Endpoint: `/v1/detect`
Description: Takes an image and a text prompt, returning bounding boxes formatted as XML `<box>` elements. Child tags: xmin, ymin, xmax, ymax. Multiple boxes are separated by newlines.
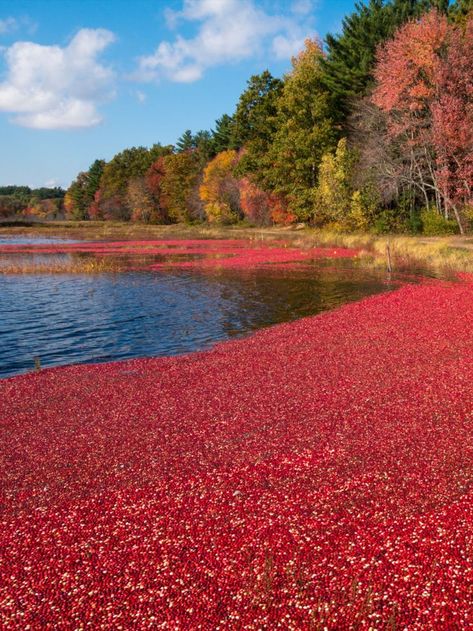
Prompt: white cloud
<box><xmin>135</xmin><ymin>0</ymin><xmax>315</xmax><ymax>83</ymax></box>
<box><xmin>0</xmin><ymin>16</ymin><xmax>38</xmax><ymax>36</ymax></box>
<box><xmin>272</xmin><ymin>34</ymin><xmax>307</xmax><ymax>60</ymax></box>
<box><xmin>0</xmin><ymin>28</ymin><xmax>116</xmax><ymax>129</ymax></box>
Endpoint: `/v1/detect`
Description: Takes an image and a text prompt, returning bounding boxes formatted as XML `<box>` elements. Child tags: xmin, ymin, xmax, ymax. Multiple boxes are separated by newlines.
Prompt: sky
<box><xmin>0</xmin><ymin>0</ymin><xmax>355</xmax><ymax>188</ymax></box>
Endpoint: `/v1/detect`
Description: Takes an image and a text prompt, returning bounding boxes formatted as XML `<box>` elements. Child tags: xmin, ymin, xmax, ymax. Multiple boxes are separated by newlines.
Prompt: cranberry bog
<box><xmin>0</xmin><ymin>238</ymin><xmax>359</xmax><ymax>272</ymax></box>
<box><xmin>1</xmin><ymin>237</ymin><xmax>473</xmax><ymax>628</ymax></box>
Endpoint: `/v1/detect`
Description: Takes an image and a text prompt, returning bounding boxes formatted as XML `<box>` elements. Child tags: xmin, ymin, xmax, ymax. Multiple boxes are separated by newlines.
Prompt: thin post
<box><xmin>386</xmin><ymin>242</ymin><xmax>393</xmax><ymax>274</ymax></box>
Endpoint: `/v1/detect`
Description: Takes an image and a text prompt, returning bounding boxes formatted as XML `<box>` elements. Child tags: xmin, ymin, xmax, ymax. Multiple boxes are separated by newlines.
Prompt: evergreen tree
<box><xmin>84</xmin><ymin>160</ymin><xmax>105</xmax><ymax>207</ymax></box>
<box><xmin>65</xmin><ymin>159</ymin><xmax>105</xmax><ymax>220</ymax></box>
<box><xmin>230</xmin><ymin>70</ymin><xmax>282</xmax><ymax>150</ymax></box>
<box><xmin>193</xmin><ymin>130</ymin><xmax>216</xmax><ymax>164</ymax></box>
<box><xmin>212</xmin><ymin>114</ymin><xmax>234</xmax><ymax>153</ymax></box>
<box><xmin>176</xmin><ymin>130</ymin><xmax>195</xmax><ymax>152</ymax></box>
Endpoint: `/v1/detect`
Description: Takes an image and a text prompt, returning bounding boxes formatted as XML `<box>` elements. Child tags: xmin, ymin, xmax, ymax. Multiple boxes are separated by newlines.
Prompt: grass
<box><xmin>296</xmin><ymin>231</ymin><xmax>473</xmax><ymax>275</ymax></box>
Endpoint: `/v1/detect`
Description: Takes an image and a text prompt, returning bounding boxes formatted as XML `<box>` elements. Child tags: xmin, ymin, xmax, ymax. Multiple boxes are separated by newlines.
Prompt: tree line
<box><xmin>63</xmin><ymin>0</ymin><xmax>473</xmax><ymax>235</ymax></box>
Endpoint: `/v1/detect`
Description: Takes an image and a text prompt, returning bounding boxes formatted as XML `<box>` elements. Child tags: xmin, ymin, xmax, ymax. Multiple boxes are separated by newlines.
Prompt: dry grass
<box><xmin>294</xmin><ymin>231</ymin><xmax>473</xmax><ymax>274</ymax></box>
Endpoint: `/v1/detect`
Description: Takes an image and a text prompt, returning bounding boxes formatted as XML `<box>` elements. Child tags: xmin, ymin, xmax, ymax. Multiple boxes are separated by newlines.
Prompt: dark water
<box><xmin>0</xmin><ymin>256</ymin><xmax>400</xmax><ymax>378</ymax></box>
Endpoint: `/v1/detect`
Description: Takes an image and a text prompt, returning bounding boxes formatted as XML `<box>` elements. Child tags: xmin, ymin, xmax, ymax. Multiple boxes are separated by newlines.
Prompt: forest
<box><xmin>14</xmin><ymin>1</ymin><xmax>473</xmax><ymax>235</ymax></box>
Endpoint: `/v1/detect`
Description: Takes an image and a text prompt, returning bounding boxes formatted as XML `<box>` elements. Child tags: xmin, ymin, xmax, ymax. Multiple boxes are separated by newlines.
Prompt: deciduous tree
<box><xmin>200</xmin><ymin>150</ymin><xmax>241</xmax><ymax>224</ymax></box>
<box><xmin>160</xmin><ymin>151</ymin><xmax>203</xmax><ymax>223</ymax></box>
<box><xmin>266</xmin><ymin>39</ymin><xmax>336</xmax><ymax>221</ymax></box>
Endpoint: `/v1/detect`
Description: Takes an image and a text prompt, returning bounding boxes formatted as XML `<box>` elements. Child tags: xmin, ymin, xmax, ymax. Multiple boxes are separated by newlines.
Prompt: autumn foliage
<box><xmin>56</xmin><ymin>4</ymin><xmax>473</xmax><ymax>233</ymax></box>
<box><xmin>372</xmin><ymin>10</ymin><xmax>473</xmax><ymax>230</ymax></box>
<box><xmin>200</xmin><ymin>150</ymin><xmax>241</xmax><ymax>224</ymax></box>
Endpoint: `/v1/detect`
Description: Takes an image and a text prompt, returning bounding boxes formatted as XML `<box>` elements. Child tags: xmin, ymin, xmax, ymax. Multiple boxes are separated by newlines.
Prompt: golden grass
<box><xmin>296</xmin><ymin>231</ymin><xmax>473</xmax><ymax>274</ymax></box>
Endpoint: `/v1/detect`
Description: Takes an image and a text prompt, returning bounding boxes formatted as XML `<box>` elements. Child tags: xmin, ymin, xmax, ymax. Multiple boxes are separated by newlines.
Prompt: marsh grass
<box><xmin>301</xmin><ymin>232</ymin><xmax>473</xmax><ymax>274</ymax></box>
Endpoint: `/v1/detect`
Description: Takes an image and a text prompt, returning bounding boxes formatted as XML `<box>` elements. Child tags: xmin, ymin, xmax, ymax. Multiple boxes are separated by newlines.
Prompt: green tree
<box><xmin>64</xmin><ymin>172</ymin><xmax>88</xmax><ymax>220</ymax></box>
<box><xmin>265</xmin><ymin>39</ymin><xmax>336</xmax><ymax>221</ymax></box>
<box><xmin>84</xmin><ymin>160</ymin><xmax>105</xmax><ymax>204</ymax></box>
<box><xmin>212</xmin><ymin>114</ymin><xmax>234</xmax><ymax>153</ymax></box>
<box><xmin>176</xmin><ymin>130</ymin><xmax>195</xmax><ymax>152</ymax></box>
<box><xmin>230</xmin><ymin>70</ymin><xmax>282</xmax><ymax>150</ymax></box>
<box><xmin>65</xmin><ymin>160</ymin><xmax>105</xmax><ymax>220</ymax></box>
<box><xmin>193</xmin><ymin>130</ymin><xmax>216</xmax><ymax>165</ymax></box>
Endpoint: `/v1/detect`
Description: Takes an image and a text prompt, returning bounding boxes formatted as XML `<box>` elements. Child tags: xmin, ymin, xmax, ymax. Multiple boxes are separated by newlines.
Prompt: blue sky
<box><xmin>0</xmin><ymin>0</ymin><xmax>355</xmax><ymax>188</ymax></box>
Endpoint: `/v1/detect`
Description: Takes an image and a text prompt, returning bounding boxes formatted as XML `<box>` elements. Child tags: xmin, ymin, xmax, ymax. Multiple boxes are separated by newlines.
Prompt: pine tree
<box><xmin>84</xmin><ymin>160</ymin><xmax>105</xmax><ymax>207</ymax></box>
<box><xmin>193</xmin><ymin>130</ymin><xmax>215</xmax><ymax>164</ymax></box>
<box><xmin>230</xmin><ymin>70</ymin><xmax>282</xmax><ymax>150</ymax></box>
<box><xmin>65</xmin><ymin>159</ymin><xmax>105</xmax><ymax>220</ymax></box>
<box><xmin>176</xmin><ymin>130</ymin><xmax>195</xmax><ymax>152</ymax></box>
<box><xmin>212</xmin><ymin>115</ymin><xmax>234</xmax><ymax>153</ymax></box>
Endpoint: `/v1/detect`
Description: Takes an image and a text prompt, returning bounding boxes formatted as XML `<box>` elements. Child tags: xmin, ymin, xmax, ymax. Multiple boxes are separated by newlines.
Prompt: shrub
<box><xmin>420</xmin><ymin>208</ymin><xmax>459</xmax><ymax>236</ymax></box>
<box><xmin>373</xmin><ymin>209</ymin><xmax>408</xmax><ymax>234</ymax></box>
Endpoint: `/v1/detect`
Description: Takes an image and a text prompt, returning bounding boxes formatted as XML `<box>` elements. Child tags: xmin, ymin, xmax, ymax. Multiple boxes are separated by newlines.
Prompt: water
<box><xmin>0</xmin><ymin>236</ymin><xmax>79</xmax><ymax>246</ymax></box>
<box><xmin>0</xmin><ymin>255</ymin><xmax>400</xmax><ymax>378</ymax></box>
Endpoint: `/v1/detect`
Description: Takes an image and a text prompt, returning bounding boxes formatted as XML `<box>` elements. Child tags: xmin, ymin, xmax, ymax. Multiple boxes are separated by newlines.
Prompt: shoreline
<box><xmin>2</xmin><ymin>278</ymin><xmax>473</xmax><ymax>627</ymax></box>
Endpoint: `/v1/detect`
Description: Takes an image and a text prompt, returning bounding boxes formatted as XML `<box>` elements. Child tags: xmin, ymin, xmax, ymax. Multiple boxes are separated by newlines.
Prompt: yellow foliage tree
<box><xmin>199</xmin><ymin>150</ymin><xmax>241</xmax><ymax>224</ymax></box>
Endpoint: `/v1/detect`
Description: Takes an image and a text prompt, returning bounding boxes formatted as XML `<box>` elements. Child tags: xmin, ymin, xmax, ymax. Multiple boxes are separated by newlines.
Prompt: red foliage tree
<box><xmin>372</xmin><ymin>10</ymin><xmax>473</xmax><ymax>229</ymax></box>
<box><xmin>239</xmin><ymin>178</ymin><xmax>271</xmax><ymax>226</ymax></box>
<box><xmin>431</xmin><ymin>18</ymin><xmax>473</xmax><ymax>214</ymax></box>
<box><xmin>269</xmin><ymin>194</ymin><xmax>296</xmax><ymax>226</ymax></box>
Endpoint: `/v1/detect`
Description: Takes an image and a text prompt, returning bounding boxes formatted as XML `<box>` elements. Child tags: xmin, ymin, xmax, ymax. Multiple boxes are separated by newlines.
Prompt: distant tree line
<box><xmin>0</xmin><ymin>186</ymin><xmax>66</xmax><ymax>219</ymax></box>
<box><xmin>61</xmin><ymin>1</ymin><xmax>473</xmax><ymax>233</ymax></box>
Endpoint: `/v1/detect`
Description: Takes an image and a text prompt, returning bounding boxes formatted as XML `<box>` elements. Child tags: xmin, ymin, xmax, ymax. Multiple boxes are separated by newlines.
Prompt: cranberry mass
<box><xmin>2</xmin><ymin>277</ymin><xmax>473</xmax><ymax>628</ymax></box>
